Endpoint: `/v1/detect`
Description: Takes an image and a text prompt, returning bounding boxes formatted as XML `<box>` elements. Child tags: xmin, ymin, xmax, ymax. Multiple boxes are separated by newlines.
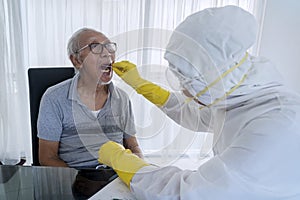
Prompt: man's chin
<box><xmin>97</xmin><ymin>78</ymin><xmax>112</xmax><ymax>85</ymax></box>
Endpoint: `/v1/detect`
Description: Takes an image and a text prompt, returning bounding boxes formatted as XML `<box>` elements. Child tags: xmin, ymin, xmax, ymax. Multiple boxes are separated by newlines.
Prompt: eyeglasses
<box><xmin>75</xmin><ymin>42</ymin><xmax>117</xmax><ymax>54</ymax></box>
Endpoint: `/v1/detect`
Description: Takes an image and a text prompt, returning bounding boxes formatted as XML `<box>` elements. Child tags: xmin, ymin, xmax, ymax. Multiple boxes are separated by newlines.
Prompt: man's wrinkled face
<box><xmin>76</xmin><ymin>31</ymin><xmax>115</xmax><ymax>84</ymax></box>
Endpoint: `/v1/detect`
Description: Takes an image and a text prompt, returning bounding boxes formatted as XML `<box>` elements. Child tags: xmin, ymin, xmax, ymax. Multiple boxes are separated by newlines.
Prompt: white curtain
<box><xmin>0</xmin><ymin>0</ymin><xmax>31</xmax><ymax>164</ymax></box>
<box><xmin>1</xmin><ymin>0</ymin><xmax>267</xmax><ymax>165</ymax></box>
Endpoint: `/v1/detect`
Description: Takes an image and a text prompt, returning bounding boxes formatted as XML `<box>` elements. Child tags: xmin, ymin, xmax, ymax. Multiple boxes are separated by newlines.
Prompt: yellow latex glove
<box><xmin>98</xmin><ymin>141</ymin><xmax>149</xmax><ymax>187</ymax></box>
<box><xmin>113</xmin><ymin>61</ymin><xmax>170</xmax><ymax>106</ymax></box>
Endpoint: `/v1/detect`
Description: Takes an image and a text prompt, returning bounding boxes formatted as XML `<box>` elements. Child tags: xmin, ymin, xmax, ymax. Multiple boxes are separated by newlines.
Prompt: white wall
<box><xmin>259</xmin><ymin>0</ymin><xmax>300</xmax><ymax>93</ymax></box>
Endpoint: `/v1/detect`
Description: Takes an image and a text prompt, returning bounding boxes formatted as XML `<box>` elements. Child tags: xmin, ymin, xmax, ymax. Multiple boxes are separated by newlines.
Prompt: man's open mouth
<box><xmin>100</xmin><ymin>63</ymin><xmax>112</xmax><ymax>75</ymax></box>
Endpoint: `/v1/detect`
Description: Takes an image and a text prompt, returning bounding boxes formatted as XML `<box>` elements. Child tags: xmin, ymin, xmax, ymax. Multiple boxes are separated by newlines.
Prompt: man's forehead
<box><xmin>79</xmin><ymin>30</ymin><xmax>109</xmax><ymax>44</ymax></box>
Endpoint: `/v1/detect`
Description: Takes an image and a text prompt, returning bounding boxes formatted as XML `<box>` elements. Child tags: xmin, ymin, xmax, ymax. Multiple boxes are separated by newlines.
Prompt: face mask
<box><xmin>183</xmin><ymin>79</ymin><xmax>212</xmax><ymax>106</ymax></box>
<box><xmin>184</xmin><ymin>53</ymin><xmax>250</xmax><ymax>108</ymax></box>
<box><xmin>166</xmin><ymin>64</ymin><xmax>212</xmax><ymax>105</ymax></box>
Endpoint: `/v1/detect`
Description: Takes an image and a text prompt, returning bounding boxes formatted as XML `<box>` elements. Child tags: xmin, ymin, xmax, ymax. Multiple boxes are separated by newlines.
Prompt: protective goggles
<box><xmin>165</xmin><ymin>66</ymin><xmax>202</xmax><ymax>92</ymax></box>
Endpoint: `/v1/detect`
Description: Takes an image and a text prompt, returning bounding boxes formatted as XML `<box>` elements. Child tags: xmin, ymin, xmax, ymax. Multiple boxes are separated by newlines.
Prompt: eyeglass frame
<box><xmin>74</xmin><ymin>42</ymin><xmax>117</xmax><ymax>54</ymax></box>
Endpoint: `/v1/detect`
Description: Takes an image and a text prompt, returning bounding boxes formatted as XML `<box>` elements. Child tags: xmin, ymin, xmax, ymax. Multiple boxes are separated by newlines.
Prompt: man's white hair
<box><xmin>67</xmin><ymin>27</ymin><xmax>98</xmax><ymax>57</ymax></box>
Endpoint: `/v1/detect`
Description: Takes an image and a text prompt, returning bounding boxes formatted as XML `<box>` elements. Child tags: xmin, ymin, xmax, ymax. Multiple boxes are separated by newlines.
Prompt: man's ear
<box><xmin>70</xmin><ymin>54</ymin><xmax>82</xmax><ymax>70</ymax></box>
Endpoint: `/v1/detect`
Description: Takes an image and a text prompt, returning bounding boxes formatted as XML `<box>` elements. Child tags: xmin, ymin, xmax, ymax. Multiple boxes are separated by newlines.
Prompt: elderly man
<box><xmin>37</xmin><ymin>28</ymin><xmax>142</xmax><ymax>168</ymax></box>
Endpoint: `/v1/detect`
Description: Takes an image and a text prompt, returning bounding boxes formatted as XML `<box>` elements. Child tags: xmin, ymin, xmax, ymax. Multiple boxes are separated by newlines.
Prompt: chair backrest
<box><xmin>28</xmin><ymin>67</ymin><xmax>75</xmax><ymax>166</ymax></box>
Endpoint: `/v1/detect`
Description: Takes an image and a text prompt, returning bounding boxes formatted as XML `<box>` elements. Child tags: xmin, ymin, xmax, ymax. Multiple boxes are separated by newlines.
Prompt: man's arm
<box><xmin>39</xmin><ymin>139</ymin><xmax>68</xmax><ymax>167</ymax></box>
<box><xmin>123</xmin><ymin>136</ymin><xmax>143</xmax><ymax>158</ymax></box>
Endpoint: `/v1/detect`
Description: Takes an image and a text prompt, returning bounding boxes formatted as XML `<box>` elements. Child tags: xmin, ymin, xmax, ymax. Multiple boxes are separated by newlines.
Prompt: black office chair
<box><xmin>28</xmin><ymin>67</ymin><xmax>75</xmax><ymax>166</ymax></box>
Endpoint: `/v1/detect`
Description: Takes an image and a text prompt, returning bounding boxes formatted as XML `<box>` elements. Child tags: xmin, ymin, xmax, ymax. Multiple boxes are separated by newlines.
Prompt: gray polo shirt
<box><xmin>37</xmin><ymin>73</ymin><xmax>136</xmax><ymax>168</ymax></box>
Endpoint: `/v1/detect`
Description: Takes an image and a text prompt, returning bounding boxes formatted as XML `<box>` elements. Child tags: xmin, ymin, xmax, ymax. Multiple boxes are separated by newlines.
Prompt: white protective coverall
<box><xmin>128</xmin><ymin>6</ymin><xmax>300</xmax><ymax>200</ymax></box>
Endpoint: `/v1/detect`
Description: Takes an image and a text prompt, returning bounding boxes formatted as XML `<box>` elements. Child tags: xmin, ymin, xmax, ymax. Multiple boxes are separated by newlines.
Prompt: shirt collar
<box><xmin>68</xmin><ymin>73</ymin><xmax>115</xmax><ymax>102</ymax></box>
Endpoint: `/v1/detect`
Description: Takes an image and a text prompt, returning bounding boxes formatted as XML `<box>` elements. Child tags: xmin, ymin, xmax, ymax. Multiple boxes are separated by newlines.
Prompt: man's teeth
<box><xmin>101</xmin><ymin>64</ymin><xmax>111</xmax><ymax>72</ymax></box>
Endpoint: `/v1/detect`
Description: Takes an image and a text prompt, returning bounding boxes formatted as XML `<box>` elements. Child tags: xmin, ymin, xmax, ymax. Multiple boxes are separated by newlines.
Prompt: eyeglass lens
<box><xmin>91</xmin><ymin>43</ymin><xmax>116</xmax><ymax>54</ymax></box>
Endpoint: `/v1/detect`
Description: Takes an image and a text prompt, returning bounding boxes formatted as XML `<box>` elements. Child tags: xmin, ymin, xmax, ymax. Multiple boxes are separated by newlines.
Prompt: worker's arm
<box><xmin>113</xmin><ymin>61</ymin><xmax>170</xmax><ymax>106</ymax></box>
<box><xmin>113</xmin><ymin>61</ymin><xmax>211</xmax><ymax>132</ymax></box>
<box><xmin>39</xmin><ymin>138</ymin><xmax>68</xmax><ymax>167</ymax></box>
<box><xmin>98</xmin><ymin>141</ymin><xmax>149</xmax><ymax>187</ymax></box>
<box><xmin>100</xmin><ymin>127</ymin><xmax>293</xmax><ymax>200</ymax></box>
<box><xmin>123</xmin><ymin>136</ymin><xmax>143</xmax><ymax>159</ymax></box>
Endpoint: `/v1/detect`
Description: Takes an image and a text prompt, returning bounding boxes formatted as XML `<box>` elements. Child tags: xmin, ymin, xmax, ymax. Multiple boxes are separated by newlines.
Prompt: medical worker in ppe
<box><xmin>98</xmin><ymin>5</ymin><xmax>300</xmax><ymax>200</ymax></box>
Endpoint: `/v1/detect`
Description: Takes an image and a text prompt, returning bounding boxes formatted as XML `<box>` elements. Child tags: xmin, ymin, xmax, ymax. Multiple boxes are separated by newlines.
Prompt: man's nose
<box><xmin>101</xmin><ymin>47</ymin><xmax>111</xmax><ymax>58</ymax></box>
<box><xmin>100</xmin><ymin>48</ymin><xmax>112</xmax><ymax>64</ymax></box>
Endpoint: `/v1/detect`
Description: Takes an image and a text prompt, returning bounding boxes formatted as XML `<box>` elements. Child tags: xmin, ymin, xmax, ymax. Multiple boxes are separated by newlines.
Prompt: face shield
<box><xmin>72</xmin><ymin>40</ymin><xmax>118</xmax><ymax>159</ymax></box>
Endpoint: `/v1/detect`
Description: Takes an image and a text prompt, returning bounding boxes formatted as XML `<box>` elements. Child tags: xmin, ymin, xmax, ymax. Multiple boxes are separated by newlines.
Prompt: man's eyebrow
<box><xmin>87</xmin><ymin>37</ymin><xmax>110</xmax><ymax>44</ymax></box>
<box><xmin>88</xmin><ymin>40</ymin><xmax>100</xmax><ymax>44</ymax></box>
